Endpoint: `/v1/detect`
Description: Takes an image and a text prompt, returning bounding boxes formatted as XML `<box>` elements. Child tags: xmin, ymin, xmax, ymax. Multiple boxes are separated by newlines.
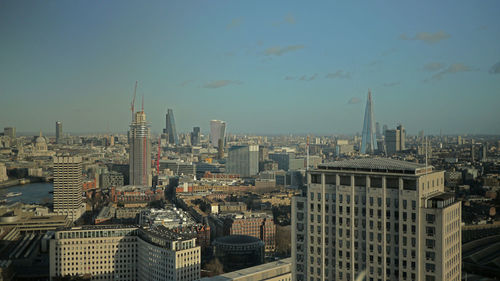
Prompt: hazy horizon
<box><xmin>1</xmin><ymin>1</ymin><xmax>500</xmax><ymax>135</ymax></box>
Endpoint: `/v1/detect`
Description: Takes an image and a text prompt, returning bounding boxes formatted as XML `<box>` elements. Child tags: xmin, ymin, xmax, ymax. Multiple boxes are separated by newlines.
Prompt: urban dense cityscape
<box><xmin>1</xmin><ymin>1</ymin><xmax>500</xmax><ymax>281</ymax></box>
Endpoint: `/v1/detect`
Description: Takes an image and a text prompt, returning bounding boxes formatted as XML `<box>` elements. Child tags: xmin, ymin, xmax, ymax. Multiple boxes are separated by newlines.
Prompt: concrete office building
<box><xmin>191</xmin><ymin>127</ymin><xmax>201</xmax><ymax>146</ymax></box>
<box><xmin>227</xmin><ymin>145</ymin><xmax>259</xmax><ymax>177</ymax></box>
<box><xmin>164</xmin><ymin>109</ymin><xmax>179</xmax><ymax>145</ymax></box>
<box><xmin>292</xmin><ymin>158</ymin><xmax>461</xmax><ymax>281</ymax></box>
<box><xmin>129</xmin><ymin>110</ymin><xmax>152</xmax><ymax>186</ymax></box>
<box><xmin>397</xmin><ymin>124</ymin><xmax>406</xmax><ymax>151</ymax></box>
<box><xmin>100</xmin><ymin>171</ymin><xmax>124</xmax><ymax>190</ymax></box>
<box><xmin>49</xmin><ymin>225</ymin><xmax>201</xmax><ymax>281</ymax></box>
<box><xmin>210</xmin><ymin>120</ymin><xmax>226</xmax><ymax>148</ymax></box>
<box><xmin>53</xmin><ymin>157</ymin><xmax>85</xmax><ymax>222</ymax></box>
<box><xmin>385</xmin><ymin>125</ymin><xmax>406</xmax><ymax>155</ymax></box>
<box><xmin>56</xmin><ymin>121</ymin><xmax>63</xmax><ymax>143</ymax></box>
<box><xmin>3</xmin><ymin>127</ymin><xmax>16</xmax><ymax>139</ymax></box>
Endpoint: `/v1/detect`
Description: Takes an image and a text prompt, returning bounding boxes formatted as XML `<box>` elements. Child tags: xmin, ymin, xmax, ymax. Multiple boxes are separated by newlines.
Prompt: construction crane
<box><xmin>130</xmin><ymin>81</ymin><xmax>138</xmax><ymax>121</ymax></box>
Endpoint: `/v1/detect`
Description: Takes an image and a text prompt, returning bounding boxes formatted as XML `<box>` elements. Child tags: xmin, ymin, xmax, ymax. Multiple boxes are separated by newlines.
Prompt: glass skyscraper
<box><xmin>360</xmin><ymin>90</ymin><xmax>378</xmax><ymax>154</ymax></box>
<box><xmin>164</xmin><ymin>109</ymin><xmax>178</xmax><ymax>145</ymax></box>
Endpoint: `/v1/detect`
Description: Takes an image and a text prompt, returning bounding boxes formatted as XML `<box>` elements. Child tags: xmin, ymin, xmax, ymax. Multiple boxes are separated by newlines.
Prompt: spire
<box><xmin>39</xmin><ymin>130</ymin><xmax>42</xmax><ymax>137</ymax></box>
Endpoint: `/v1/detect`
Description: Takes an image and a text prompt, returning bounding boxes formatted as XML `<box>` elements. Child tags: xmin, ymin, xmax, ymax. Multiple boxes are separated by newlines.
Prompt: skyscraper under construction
<box><xmin>129</xmin><ymin>110</ymin><xmax>152</xmax><ymax>186</ymax></box>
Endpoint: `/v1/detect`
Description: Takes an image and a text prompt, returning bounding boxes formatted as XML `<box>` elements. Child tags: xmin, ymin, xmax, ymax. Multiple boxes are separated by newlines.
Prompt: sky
<box><xmin>1</xmin><ymin>0</ymin><xmax>500</xmax><ymax>136</ymax></box>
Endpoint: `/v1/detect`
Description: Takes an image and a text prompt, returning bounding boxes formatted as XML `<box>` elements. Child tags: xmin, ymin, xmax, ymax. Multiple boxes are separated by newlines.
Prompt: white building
<box><xmin>49</xmin><ymin>225</ymin><xmax>201</xmax><ymax>281</ymax></box>
<box><xmin>292</xmin><ymin>158</ymin><xmax>461</xmax><ymax>281</ymax></box>
<box><xmin>53</xmin><ymin>157</ymin><xmax>85</xmax><ymax>222</ymax></box>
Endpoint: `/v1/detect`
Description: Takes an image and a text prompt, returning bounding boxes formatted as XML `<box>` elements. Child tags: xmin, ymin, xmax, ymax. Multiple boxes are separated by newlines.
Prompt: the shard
<box><xmin>360</xmin><ymin>90</ymin><xmax>378</xmax><ymax>154</ymax></box>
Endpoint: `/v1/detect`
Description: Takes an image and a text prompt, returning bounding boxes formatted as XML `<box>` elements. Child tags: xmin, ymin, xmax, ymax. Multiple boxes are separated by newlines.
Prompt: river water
<box><xmin>0</xmin><ymin>182</ymin><xmax>53</xmax><ymax>204</ymax></box>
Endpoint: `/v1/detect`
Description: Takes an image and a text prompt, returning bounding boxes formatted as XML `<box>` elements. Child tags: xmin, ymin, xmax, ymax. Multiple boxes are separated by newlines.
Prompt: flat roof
<box><xmin>317</xmin><ymin>158</ymin><xmax>433</xmax><ymax>175</ymax></box>
<box><xmin>203</xmin><ymin>258</ymin><xmax>292</xmax><ymax>281</ymax></box>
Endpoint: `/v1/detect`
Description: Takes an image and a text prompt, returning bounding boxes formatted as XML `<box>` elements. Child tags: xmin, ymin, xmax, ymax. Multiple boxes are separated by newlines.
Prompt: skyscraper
<box><xmin>210</xmin><ymin>120</ymin><xmax>226</xmax><ymax>148</ymax></box>
<box><xmin>129</xmin><ymin>110</ymin><xmax>152</xmax><ymax>186</ymax></box>
<box><xmin>375</xmin><ymin>122</ymin><xmax>381</xmax><ymax>139</ymax></box>
<box><xmin>397</xmin><ymin>124</ymin><xmax>406</xmax><ymax>150</ymax></box>
<box><xmin>385</xmin><ymin>129</ymin><xmax>400</xmax><ymax>155</ymax></box>
<box><xmin>56</xmin><ymin>121</ymin><xmax>63</xmax><ymax>143</ymax></box>
<box><xmin>292</xmin><ymin>158</ymin><xmax>461</xmax><ymax>281</ymax></box>
<box><xmin>164</xmin><ymin>109</ymin><xmax>178</xmax><ymax>145</ymax></box>
<box><xmin>386</xmin><ymin>124</ymin><xmax>406</xmax><ymax>155</ymax></box>
<box><xmin>360</xmin><ymin>90</ymin><xmax>378</xmax><ymax>154</ymax></box>
<box><xmin>53</xmin><ymin>156</ymin><xmax>85</xmax><ymax>222</ymax></box>
<box><xmin>3</xmin><ymin>127</ymin><xmax>15</xmax><ymax>139</ymax></box>
<box><xmin>190</xmin><ymin>126</ymin><xmax>200</xmax><ymax>146</ymax></box>
<box><xmin>227</xmin><ymin>145</ymin><xmax>259</xmax><ymax>177</ymax></box>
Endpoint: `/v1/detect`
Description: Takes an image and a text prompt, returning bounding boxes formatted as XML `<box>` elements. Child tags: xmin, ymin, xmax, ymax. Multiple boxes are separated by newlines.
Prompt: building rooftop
<box><xmin>317</xmin><ymin>158</ymin><xmax>433</xmax><ymax>175</ymax></box>
<box><xmin>202</xmin><ymin>258</ymin><xmax>292</xmax><ymax>281</ymax></box>
<box><xmin>214</xmin><ymin>235</ymin><xmax>263</xmax><ymax>246</ymax></box>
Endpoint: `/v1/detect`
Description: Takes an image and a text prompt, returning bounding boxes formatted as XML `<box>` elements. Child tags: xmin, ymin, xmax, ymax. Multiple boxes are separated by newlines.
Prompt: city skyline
<box><xmin>1</xmin><ymin>1</ymin><xmax>500</xmax><ymax>135</ymax></box>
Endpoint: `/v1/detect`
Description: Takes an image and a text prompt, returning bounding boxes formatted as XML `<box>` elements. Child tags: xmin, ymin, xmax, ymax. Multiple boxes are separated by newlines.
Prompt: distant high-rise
<box><xmin>190</xmin><ymin>127</ymin><xmax>200</xmax><ymax>146</ymax></box>
<box><xmin>129</xmin><ymin>110</ymin><xmax>152</xmax><ymax>186</ymax></box>
<box><xmin>386</xmin><ymin>124</ymin><xmax>406</xmax><ymax>155</ymax></box>
<box><xmin>3</xmin><ymin>127</ymin><xmax>15</xmax><ymax>139</ymax></box>
<box><xmin>53</xmin><ymin>156</ymin><xmax>85</xmax><ymax>222</ymax></box>
<box><xmin>382</xmin><ymin>124</ymin><xmax>388</xmax><ymax>137</ymax></box>
<box><xmin>360</xmin><ymin>90</ymin><xmax>378</xmax><ymax>154</ymax></box>
<box><xmin>375</xmin><ymin>122</ymin><xmax>381</xmax><ymax>139</ymax></box>
<box><xmin>397</xmin><ymin>124</ymin><xmax>406</xmax><ymax>150</ymax></box>
<box><xmin>385</xmin><ymin>129</ymin><xmax>400</xmax><ymax>155</ymax></box>
<box><xmin>164</xmin><ymin>109</ymin><xmax>178</xmax><ymax>145</ymax></box>
<box><xmin>55</xmin><ymin>121</ymin><xmax>63</xmax><ymax>143</ymax></box>
<box><xmin>210</xmin><ymin>120</ymin><xmax>226</xmax><ymax>148</ymax></box>
<box><xmin>227</xmin><ymin>145</ymin><xmax>259</xmax><ymax>177</ymax></box>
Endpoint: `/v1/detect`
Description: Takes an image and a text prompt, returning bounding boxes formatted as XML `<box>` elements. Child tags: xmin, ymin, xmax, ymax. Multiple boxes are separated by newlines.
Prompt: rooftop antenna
<box><xmin>425</xmin><ymin>136</ymin><xmax>428</xmax><ymax>175</ymax></box>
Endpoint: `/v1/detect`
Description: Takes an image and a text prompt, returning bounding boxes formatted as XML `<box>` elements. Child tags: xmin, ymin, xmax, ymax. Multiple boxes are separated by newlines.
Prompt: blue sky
<box><xmin>1</xmin><ymin>0</ymin><xmax>499</xmax><ymax>135</ymax></box>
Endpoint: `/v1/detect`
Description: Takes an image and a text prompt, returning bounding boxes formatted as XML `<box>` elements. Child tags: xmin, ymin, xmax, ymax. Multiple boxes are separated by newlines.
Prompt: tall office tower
<box><xmin>382</xmin><ymin>125</ymin><xmax>388</xmax><ymax>137</ymax></box>
<box><xmin>190</xmin><ymin>127</ymin><xmax>200</xmax><ymax>146</ymax></box>
<box><xmin>385</xmin><ymin>129</ymin><xmax>400</xmax><ymax>155</ymax></box>
<box><xmin>164</xmin><ymin>109</ymin><xmax>178</xmax><ymax>145</ymax></box>
<box><xmin>292</xmin><ymin>158</ymin><xmax>461</xmax><ymax>281</ymax></box>
<box><xmin>210</xmin><ymin>120</ymin><xmax>226</xmax><ymax>148</ymax></box>
<box><xmin>470</xmin><ymin>145</ymin><xmax>475</xmax><ymax>162</ymax></box>
<box><xmin>375</xmin><ymin>122</ymin><xmax>381</xmax><ymax>139</ymax></box>
<box><xmin>53</xmin><ymin>157</ymin><xmax>85</xmax><ymax>222</ymax></box>
<box><xmin>360</xmin><ymin>90</ymin><xmax>378</xmax><ymax>154</ymax></box>
<box><xmin>3</xmin><ymin>127</ymin><xmax>16</xmax><ymax>139</ymax></box>
<box><xmin>397</xmin><ymin>124</ymin><xmax>406</xmax><ymax>150</ymax></box>
<box><xmin>50</xmin><ymin>225</ymin><xmax>201</xmax><ymax>281</ymax></box>
<box><xmin>227</xmin><ymin>145</ymin><xmax>259</xmax><ymax>177</ymax></box>
<box><xmin>481</xmin><ymin>144</ymin><xmax>487</xmax><ymax>161</ymax></box>
<box><xmin>129</xmin><ymin>110</ymin><xmax>152</xmax><ymax>186</ymax></box>
<box><xmin>55</xmin><ymin>121</ymin><xmax>63</xmax><ymax>143</ymax></box>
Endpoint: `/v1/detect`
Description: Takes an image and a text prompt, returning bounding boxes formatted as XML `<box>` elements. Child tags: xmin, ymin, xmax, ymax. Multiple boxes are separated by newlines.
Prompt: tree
<box><xmin>205</xmin><ymin>258</ymin><xmax>224</xmax><ymax>276</ymax></box>
<box><xmin>275</xmin><ymin>225</ymin><xmax>291</xmax><ymax>257</ymax></box>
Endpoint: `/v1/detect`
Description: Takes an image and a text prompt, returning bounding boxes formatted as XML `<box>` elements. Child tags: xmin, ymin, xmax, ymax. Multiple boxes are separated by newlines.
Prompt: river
<box><xmin>0</xmin><ymin>182</ymin><xmax>53</xmax><ymax>204</ymax></box>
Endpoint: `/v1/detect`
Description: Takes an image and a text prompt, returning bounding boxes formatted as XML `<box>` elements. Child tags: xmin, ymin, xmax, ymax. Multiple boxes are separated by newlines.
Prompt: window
<box><xmin>311</xmin><ymin>174</ymin><xmax>321</xmax><ymax>184</ymax></box>
<box><xmin>340</xmin><ymin>176</ymin><xmax>351</xmax><ymax>186</ymax></box>
<box><xmin>325</xmin><ymin>175</ymin><xmax>336</xmax><ymax>185</ymax></box>
<box><xmin>369</xmin><ymin>176</ymin><xmax>382</xmax><ymax>188</ymax></box>
<box><xmin>386</xmin><ymin>177</ymin><xmax>399</xmax><ymax>189</ymax></box>
<box><xmin>355</xmin><ymin>176</ymin><xmax>366</xmax><ymax>187</ymax></box>
<box><xmin>426</xmin><ymin>214</ymin><xmax>435</xmax><ymax>224</ymax></box>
